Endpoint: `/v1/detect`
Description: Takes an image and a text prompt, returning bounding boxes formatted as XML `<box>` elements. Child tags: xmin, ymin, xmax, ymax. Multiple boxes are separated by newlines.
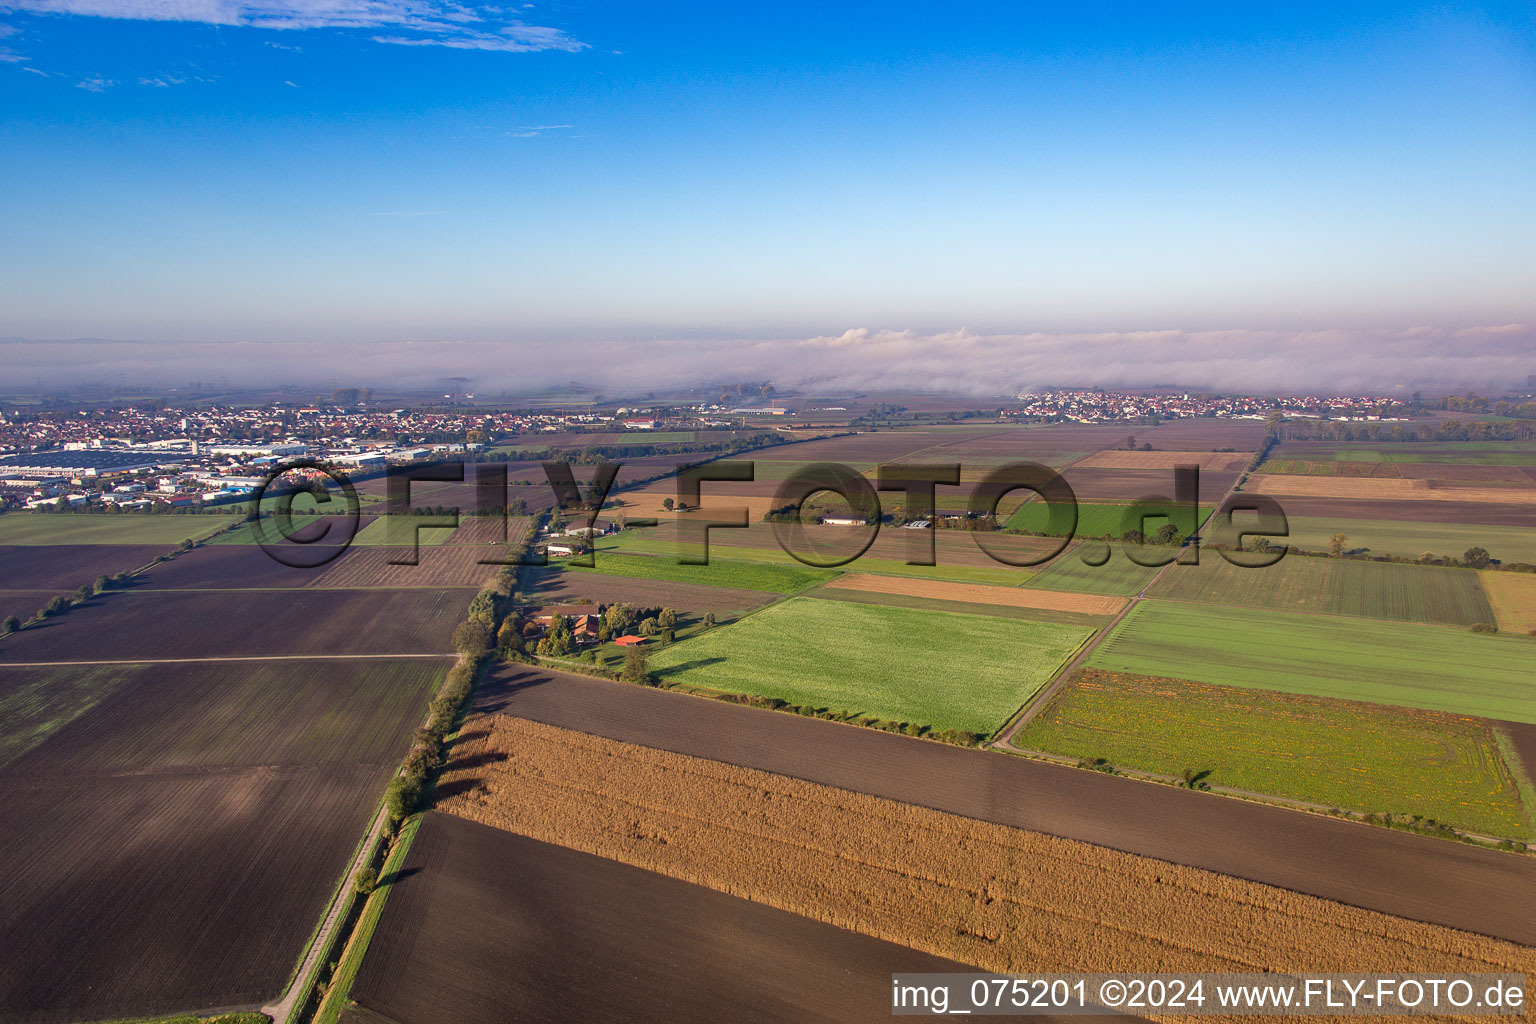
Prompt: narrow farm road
<box><xmin>260</xmin><ymin>802</ymin><xmax>391</xmax><ymax>1024</ymax></box>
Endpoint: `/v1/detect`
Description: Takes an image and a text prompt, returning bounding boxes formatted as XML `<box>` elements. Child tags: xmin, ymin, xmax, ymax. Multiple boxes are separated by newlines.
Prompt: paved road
<box><xmin>471</xmin><ymin>665</ymin><xmax>1536</xmax><ymax>947</ymax></box>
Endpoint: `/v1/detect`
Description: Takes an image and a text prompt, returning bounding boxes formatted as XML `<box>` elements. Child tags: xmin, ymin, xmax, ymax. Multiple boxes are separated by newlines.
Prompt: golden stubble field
<box><xmin>437</xmin><ymin>717</ymin><xmax>1534</xmax><ymax>1023</ymax></box>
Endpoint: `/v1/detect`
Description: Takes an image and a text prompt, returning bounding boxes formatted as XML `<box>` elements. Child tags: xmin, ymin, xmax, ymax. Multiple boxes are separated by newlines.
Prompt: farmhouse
<box><xmin>820</xmin><ymin>517</ymin><xmax>866</xmax><ymax>526</ymax></box>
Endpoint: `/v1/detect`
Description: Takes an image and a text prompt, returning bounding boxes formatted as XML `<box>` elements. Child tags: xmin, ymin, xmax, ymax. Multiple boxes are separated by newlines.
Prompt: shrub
<box><xmin>385</xmin><ymin>775</ymin><xmax>423</xmax><ymax>821</ymax></box>
<box><xmin>1469</xmin><ymin>622</ymin><xmax>1499</xmax><ymax>633</ymax></box>
<box><xmin>354</xmin><ymin>866</ymin><xmax>377</xmax><ymax>896</ymax></box>
<box><xmin>1</xmin><ymin>615</ymin><xmax>18</xmax><ymax>635</ymax></box>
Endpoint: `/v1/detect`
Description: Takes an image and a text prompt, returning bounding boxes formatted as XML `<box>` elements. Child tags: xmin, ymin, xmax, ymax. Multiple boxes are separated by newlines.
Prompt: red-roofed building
<box><xmin>613</xmin><ymin>635</ymin><xmax>646</xmax><ymax>646</ymax></box>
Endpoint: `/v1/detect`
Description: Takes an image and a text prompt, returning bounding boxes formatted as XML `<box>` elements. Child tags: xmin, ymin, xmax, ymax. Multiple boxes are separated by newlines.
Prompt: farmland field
<box><xmin>345</xmin><ymin>814</ymin><xmax>973</xmax><ymax>1024</ymax></box>
<box><xmin>1018</xmin><ymin>670</ymin><xmax>1529</xmax><ymax>839</ymax></box>
<box><xmin>822</xmin><ymin>573</ymin><xmax>1124</xmax><ymax>616</ymax></box>
<box><xmin>1272</xmin><ymin>441</ymin><xmax>1536</xmax><ymax>465</ymax></box>
<box><xmin>1088</xmin><ymin>601</ymin><xmax>1536</xmax><ymax>723</ymax></box>
<box><xmin>561</xmin><ymin>550</ymin><xmax>837</xmax><ymax>594</ymax></box>
<box><xmin>1004</xmin><ymin>501</ymin><xmax>1213</xmax><ymax>537</ymax></box>
<box><xmin>429</xmin><ymin>716</ymin><xmax>1533</xmax><ymax>986</ymax></box>
<box><xmin>1281</xmin><ymin>516</ymin><xmax>1536</xmax><ymax>564</ymax></box>
<box><xmin>0</xmin><ymin>514</ymin><xmax>229</xmax><ymax>545</ymax></box>
<box><xmin>0</xmin><ymin>586</ymin><xmax>471</xmax><ymax>659</ymax></box>
<box><xmin>0</xmin><ymin>658</ymin><xmax>442</xmax><ymax>1022</ymax></box>
<box><xmin>647</xmin><ymin>597</ymin><xmax>1091</xmax><ymax>734</ymax></box>
<box><xmin>1483</xmin><ymin>571</ymin><xmax>1536</xmax><ymax>634</ymax></box>
<box><xmin>598</xmin><ymin>526</ymin><xmax>1043</xmax><ymax>585</ymax></box>
<box><xmin>1147</xmin><ymin>553</ymin><xmax>1496</xmax><ymax>627</ymax></box>
<box><xmin>464</xmin><ymin>665</ymin><xmax>1536</xmax><ymax>943</ymax></box>
<box><xmin>1073</xmin><ymin>450</ymin><xmax>1250</xmax><ymax>471</ymax></box>
<box><xmin>0</xmin><ymin>544</ymin><xmax>169</xmax><ymax>589</ymax></box>
<box><xmin>525</xmin><ymin>564</ymin><xmax>776</xmax><ymax>616</ymax></box>
<box><xmin>1248</xmin><ymin>474</ymin><xmax>1536</xmax><ymax>504</ymax></box>
<box><xmin>1021</xmin><ymin>544</ymin><xmax>1164</xmax><ymax>596</ymax></box>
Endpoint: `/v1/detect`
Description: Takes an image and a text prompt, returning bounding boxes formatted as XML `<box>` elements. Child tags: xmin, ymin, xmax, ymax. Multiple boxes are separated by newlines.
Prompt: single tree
<box><xmin>1328</xmin><ymin>532</ymin><xmax>1349</xmax><ymax>558</ymax></box>
<box><xmin>354</xmin><ymin>866</ymin><xmax>378</xmax><ymax>896</ymax></box>
<box><xmin>1</xmin><ymin>616</ymin><xmax>19</xmax><ymax>635</ymax></box>
<box><xmin>621</xmin><ymin>645</ymin><xmax>650</xmax><ymax>684</ymax></box>
<box><xmin>703</xmin><ymin>611</ymin><xmax>716</xmax><ymax>628</ymax></box>
<box><xmin>657</xmin><ymin>607</ymin><xmax>677</xmax><ymax>629</ymax></box>
<box><xmin>452</xmin><ymin>619</ymin><xmax>493</xmax><ymax>658</ymax></box>
<box><xmin>93</xmin><ymin>574</ymin><xmax>110</xmax><ymax>594</ymax></box>
<box><xmin>637</xmin><ymin>616</ymin><xmax>659</xmax><ymax>636</ymax></box>
<box><xmin>661</xmin><ymin>497</ymin><xmax>675</xmax><ymax>511</ymax></box>
<box><xmin>1462</xmin><ymin>546</ymin><xmax>1492</xmax><ymax>569</ymax></box>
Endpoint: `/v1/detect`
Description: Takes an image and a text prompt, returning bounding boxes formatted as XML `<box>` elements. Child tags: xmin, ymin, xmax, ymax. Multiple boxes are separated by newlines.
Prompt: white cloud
<box><xmin>0</xmin><ymin>0</ymin><xmax>585</xmax><ymax>52</ymax></box>
<box><xmin>138</xmin><ymin>73</ymin><xmax>184</xmax><ymax>85</ymax></box>
<box><xmin>74</xmin><ymin>72</ymin><xmax>114</xmax><ymax>89</ymax></box>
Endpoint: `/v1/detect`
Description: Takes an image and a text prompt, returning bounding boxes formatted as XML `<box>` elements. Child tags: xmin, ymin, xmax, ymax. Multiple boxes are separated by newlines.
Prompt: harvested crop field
<box><xmin>0</xmin><ymin>586</ymin><xmax>471</xmax><ymax>660</ymax></box>
<box><xmin>524</xmin><ymin>564</ymin><xmax>776</xmax><ymax>615</ymax></box>
<box><xmin>1483</xmin><ymin>572</ymin><xmax>1536</xmax><ymax>634</ymax></box>
<box><xmin>1018</xmin><ymin>670</ymin><xmax>1530</xmax><ymax>839</ymax></box>
<box><xmin>0</xmin><ymin>657</ymin><xmax>442</xmax><ymax>1023</ymax></box>
<box><xmin>1088</xmin><ymin>601</ymin><xmax>1536</xmax><ymax>723</ymax></box>
<box><xmin>130</xmin><ymin>540</ymin><xmax>502</xmax><ymax>590</ymax></box>
<box><xmin>1074</xmin><ymin>450</ymin><xmax>1251</xmax><ymax>471</ymax></box>
<box><xmin>823</xmin><ymin>572</ymin><xmax>1124</xmax><ymax>615</ymax></box>
<box><xmin>1249</xmin><ymin>474</ymin><xmax>1536</xmax><ymax>504</ymax></box>
<box><xmin>345</xmin><ymin>814</ymin><xmax>984</xmax><ymax>1024</ymax></box>
<box><xmin>647</xmin><ymin>597</ymin><xmax>1092</xmax><ymax>734</ymax></box>
<box><xmin>0</xmin><ymin>544</ymin><xmax>168</xmax><ymax>589</ymax></box>
<box><xmin>1147</xmin><ymin>553</ymin><xmax>1496</xmax><ymax>627</ymax></box>
<box><xmin>465</xmin><ymin>665</ymin><xmax>1536</xmax><ymax>944</ymax></box>
<box><xmin>434</xmin><ymin>717</ymin><xmax>1536</xmax><ymax>1000</ymax></box>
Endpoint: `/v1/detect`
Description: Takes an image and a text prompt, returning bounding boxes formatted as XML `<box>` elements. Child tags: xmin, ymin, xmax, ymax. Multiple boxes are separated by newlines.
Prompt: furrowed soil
<box><xmin>0</xmin><ymin>545</ymin><xmax>168</xmax><ymax>589</ymax></box>
<box><xmin>0</xmin><ymin>658</ymin><xmax>441</xmax><ymax>1022</ymax></box>
<box><xmin>434</xmin><ymin>716</ymin><xmax>1535</xmax><ymax>1021</ymax></box>
<box><xmin>345</xmin><ymin>814</ymin><xmax>1019</xmax><ymax>1024</ymax></box>
<box><xmin>823</xmin><ymin>573</ymin><xmax>1125</xmax><ymax>615</ymax></box>
<box><xmin>465</xmin><ymin>665</ymin><xmax>1536</xmax><ymax>945</ymax></box>
<box><xmin>0</xmin><ymin>587</ymin><xmax>471</xmax><ymax>660</ymax></box>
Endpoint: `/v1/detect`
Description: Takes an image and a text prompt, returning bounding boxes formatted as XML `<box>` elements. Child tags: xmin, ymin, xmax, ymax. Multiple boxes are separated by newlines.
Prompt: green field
<box><xmin>1021</xmin><ymin>544</ymin><xmax>1164</xmax><ymax>596</ymax></box>
<box><xmin>1005</xmin><ymin>501</ymin><xmax>1213</xmax><ymax>538</ymax></box>
<box><xmin>1149</xmin><ymin>554</ymin><xmax>1496</xmax><ymax>627</ymax></box>
<box><xmin>1018</xmin><ymin>670</ymin><xmax>1530</xmax><ymax>839</ymax></box>
<box><xmin>597</xmin><ymin>529</ymin><xmax>1035</xmax><ymax>586</ymax></box>
<box><xmin>1284</xmin><ymin>516</ymin><xmax>1536</xmax><ymax>564</ymax></box>
<box><xmin>1089</xmin><ymin>601</ymin><xmax>1536</xmax><ymax>723</ymax></box>
<box><xmin>647</xmin><ymin>597</ymin><xmax>1093</xmax><ymax>734</ymax></box>
<box><xmin>0</xmin><ymin>513</ymin><xmax>229</xmax><ymax>546</ymax></box>
<box><xmin>351</xmin><ymin>516</ymin><xmax>456</xmax><ymax>546</ymax></box>
<box><xmin>565</xmin><ymin>551</ymin><xmax>838</xmax><ymax>594</ymax></box>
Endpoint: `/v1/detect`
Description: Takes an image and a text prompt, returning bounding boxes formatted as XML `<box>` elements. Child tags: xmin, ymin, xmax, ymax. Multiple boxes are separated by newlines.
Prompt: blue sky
<box><xmin>1</xmin><ymin>2</ymin><xmax>1533</xmax><ymax>368</ymax></box>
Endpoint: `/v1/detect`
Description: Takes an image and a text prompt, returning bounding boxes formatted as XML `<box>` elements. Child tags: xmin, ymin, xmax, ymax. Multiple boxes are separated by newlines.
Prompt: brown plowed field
<box><xmin>1397</xmin><ymin>464</ymin><xmax>1536</xmax><ymax>483</ymax></box>
<box><xmin>1250</xmin><ymin>475</ymin><xmax>1536</xmax><ymax>504</ymax></box>
<box><xmin>0</xmin><ymin>587</ymin><xmax>470</xmax><ymax>660</ymax></box>
<box><xmin>0</xmin><ymin>590</ymin><xmax>72</xmax><ymax>626</ymax></box>
<box><xmin>346</xmin><ymin>814</ymin><xmax>1022</xmax><ymax>1024</ymax></box>
<box><xmin>623</xmin><ymin>520</ymin><xmax>1064</xmax><ymax>568</ymax></box>
<box><xmin>1076</xmin><ymin>450</ymin><xmax>1250</xmax><ymax>471</ymax></box>
<box><xmin>468</xmin><ymin>664</ymin><xmax>1536</xmax><ymax>945</ymax></box>
<box><xmin>824</xmin><ymin>573</ymin><xmax>1124</xmax><ymax>615</ymax></box>
<box><xmin>523</xmin><ymin>564</ymin><xmax>776</xmax><ymax>614</ymax></box>
<box><xmin>133</xmin><ymin>539</ymin><xmax>503</xmax><ymax>590</ymax></box>
<box><xmin>309</xmin><ymin>544</ymin><xmax>503</xmax><ymax>589</ymax></box>
<box><xmin>0</xmin><ymin>545</ymin><xmax>167</xmax><ymax>590</ymax></box>
<box><xmin>436</xmin><ymin>717</ymin><xmax>1534</xmax><ymax>1016</ymax></box>
<box><xmin>0</xmin><ymin>658</ymin><xmax>439</xmax><ymax>1022</ymax></box>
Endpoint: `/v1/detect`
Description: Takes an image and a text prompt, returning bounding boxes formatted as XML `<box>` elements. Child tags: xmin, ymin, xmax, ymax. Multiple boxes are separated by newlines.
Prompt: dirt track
<box><xmin>471</xmin><ymin>664</ymin><xmax>1536</xmax><ymax>946</ymax></box>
